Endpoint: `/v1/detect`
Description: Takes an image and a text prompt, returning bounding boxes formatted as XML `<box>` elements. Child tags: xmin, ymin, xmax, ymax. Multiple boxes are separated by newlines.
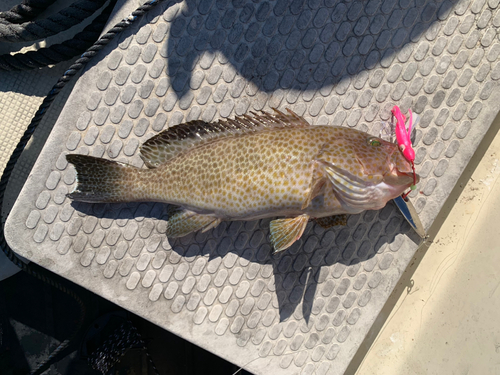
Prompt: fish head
<box><xmin>350</xmin><ymin>133</ymin><xmax>419</xmax><ymax>188</ymax></box>
<box><xmin>320</xmin><ymin>129</ymin><xmax>420</xmax><ymax>212</ymax></box>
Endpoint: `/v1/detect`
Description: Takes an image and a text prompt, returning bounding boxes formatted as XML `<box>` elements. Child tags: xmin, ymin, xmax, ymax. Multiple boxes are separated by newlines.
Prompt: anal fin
<box><xmin>167</xmin><ymin>207</ymin><xmax>221</xmax><ymax>238</ymax></box>
<box><xmin>269</xmin><ymin>214</ymin><xmax>310</xmax><ymax>254</ymax></box>
<box><xmin>314</xmin><ymin>214</ymin><xmax>348</xmax><ymax>229</ymax></box>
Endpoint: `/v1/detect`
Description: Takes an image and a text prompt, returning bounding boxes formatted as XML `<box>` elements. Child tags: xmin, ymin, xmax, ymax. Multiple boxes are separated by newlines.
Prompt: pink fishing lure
<box><xmin>391</xmin><ymin>105</ymin><xmax>417</xmax><ymax>199</ymax></box>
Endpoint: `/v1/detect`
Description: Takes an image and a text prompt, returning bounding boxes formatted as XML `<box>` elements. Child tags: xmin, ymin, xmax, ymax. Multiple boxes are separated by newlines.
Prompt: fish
<box><xmin>66</xmin><ymin>109</ymin><xmax>419</xmax><ymax>253</ymax></box>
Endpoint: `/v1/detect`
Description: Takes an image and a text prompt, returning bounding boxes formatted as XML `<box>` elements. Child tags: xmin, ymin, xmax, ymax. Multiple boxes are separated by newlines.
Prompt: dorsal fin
<box><xmin>140</xmin><ymin>109</ymin><xmax>310</xmax><ymax>168</ymax></box>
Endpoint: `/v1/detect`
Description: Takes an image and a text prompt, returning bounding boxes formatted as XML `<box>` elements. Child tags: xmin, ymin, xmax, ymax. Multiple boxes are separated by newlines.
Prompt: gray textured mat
<box><xmin>5</xmin><ymin>0</ymin><xmax>500</xmax><ymax>373</ymax></box>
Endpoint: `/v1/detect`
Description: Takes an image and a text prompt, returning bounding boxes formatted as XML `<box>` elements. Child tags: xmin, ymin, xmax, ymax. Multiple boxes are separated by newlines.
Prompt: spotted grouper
<box><xmin>66</xmin><ymin>109</ymin><xmax>419</xmax><ymax>253</ymax></box>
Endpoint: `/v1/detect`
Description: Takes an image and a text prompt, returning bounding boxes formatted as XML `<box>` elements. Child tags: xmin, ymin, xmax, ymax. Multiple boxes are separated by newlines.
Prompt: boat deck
<box><xmin>3</xmin><ymin>0</ymin><xmax>500</xmax><ymax>373</ymax></box>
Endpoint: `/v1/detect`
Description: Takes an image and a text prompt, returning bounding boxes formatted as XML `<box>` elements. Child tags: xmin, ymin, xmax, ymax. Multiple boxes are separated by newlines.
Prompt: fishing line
<box><xmin>229</xmin><ymin>348</ymin><xmax>315</xmax><ymax>375</ymax></box>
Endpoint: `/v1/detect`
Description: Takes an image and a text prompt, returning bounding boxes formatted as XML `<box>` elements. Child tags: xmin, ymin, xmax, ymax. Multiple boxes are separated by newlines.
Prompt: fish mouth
<box><xmin>384</xmin><ymin>169</ymin><xmax>420</xmax><ymax>186</ymax></box>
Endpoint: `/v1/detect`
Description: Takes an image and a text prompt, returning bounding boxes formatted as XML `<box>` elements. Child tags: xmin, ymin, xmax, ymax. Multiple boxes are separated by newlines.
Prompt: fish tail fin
<box><xmin>66</xmin><ymin>154</ymin><xmax>143</xmax><ymax>203</ymax></box>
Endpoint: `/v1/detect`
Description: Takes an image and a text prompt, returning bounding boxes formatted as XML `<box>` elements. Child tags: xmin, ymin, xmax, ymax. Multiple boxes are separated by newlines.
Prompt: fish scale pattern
<box><xmin>6</xmin><ymin>0</ymin><xmax>500</xmax><ymax>373</ymax></box>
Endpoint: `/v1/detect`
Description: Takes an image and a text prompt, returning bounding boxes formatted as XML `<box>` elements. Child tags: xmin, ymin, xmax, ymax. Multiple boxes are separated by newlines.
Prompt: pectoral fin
<box><xmin>269</xmin><ymin>214</ymin><xmax>310</xmax><ymax>253</ymax></box>
<box><xmin>314</xmin><ymin>214</ymin><xmax>348</xmax><ymax>229</ymax></box>
<box><xmin>167</xmin><ymin>206</ymin><xmax>221</xmax><ymax>238</ymax></box>
<box><xmin>320</xmin><ymin>162</ymin><xmax>375</xmax><ymax>212</ymax></box>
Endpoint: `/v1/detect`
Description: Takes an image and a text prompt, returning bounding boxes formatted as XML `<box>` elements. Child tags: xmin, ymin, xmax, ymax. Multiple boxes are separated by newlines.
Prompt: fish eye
<box><xmin>367</xmin><ymin>138</ymin><xmax>382</xmax><ymax>147</ymax></box>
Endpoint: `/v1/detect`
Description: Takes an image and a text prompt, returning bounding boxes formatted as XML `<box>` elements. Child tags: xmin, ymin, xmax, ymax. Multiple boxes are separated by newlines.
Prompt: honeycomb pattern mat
<box><xmin>6</xmin><ymin>0</ymin><xmax>500</xmax><ymax>373</ymax></box>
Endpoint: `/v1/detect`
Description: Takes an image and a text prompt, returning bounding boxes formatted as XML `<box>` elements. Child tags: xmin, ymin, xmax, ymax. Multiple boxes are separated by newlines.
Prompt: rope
<box><xmin>0</xmin><ymin>0</ymin><xmax>106</xmax><ymax>43</ymax></box>
<box><xmin>0</xmin><ymin>0</ymin><xmax>117</xmax><ymax>71</ymax></box>
<box><xmin>0</xmin><ymin>0</ymin><xmax>58</xmax><ymax>24</ymax></box>
<box><xmin>0</xmin><ymin>0</ymin><xmax>165</xmax><ymax>372</ymax></box>
<box><xmin>88</xmin><ymin>320</ymin><xmax>160</xmax><ymax>375</ymax></box>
